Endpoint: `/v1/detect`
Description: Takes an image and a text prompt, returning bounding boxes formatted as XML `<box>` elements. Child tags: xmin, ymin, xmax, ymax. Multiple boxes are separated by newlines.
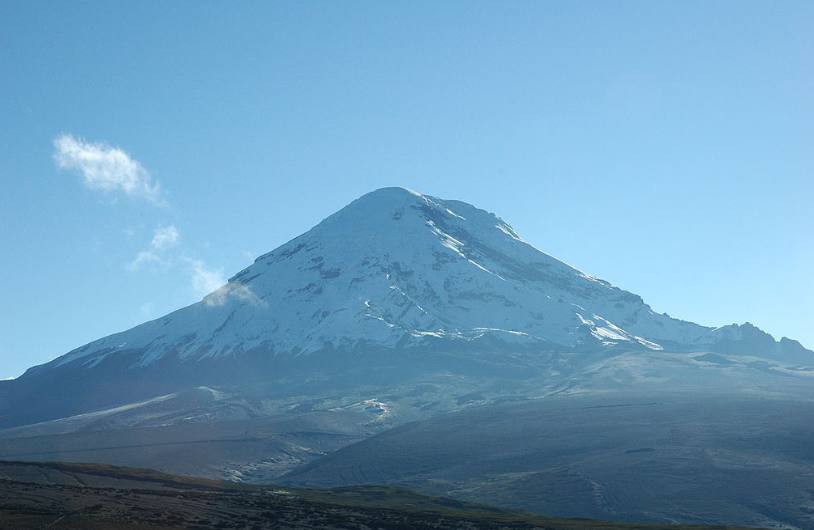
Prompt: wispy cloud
<box><xmin>51</xmin><ymin>134</ymin><xmax>259</xmax><ymax>312</ymax></box>
<box><xmin>128</xmin><ymin>224</ymin><xmax>180</xmax><ymax>270</ymax></box>
<box><xmin>129</xmin><ymin>250</ymin><xmax>163</xmax><ymax>270</ymax></box>
<box><xmin>150</xmin><ymin>225</ymin><xmax>179</xmax><ymax>250</ymax></box>
<box><xmin>188</xmin><ymin>259</ymin><xmax>261</xmax><ymax>307</ymax></box>
<box><xmin>53</xmin><ymin>133</ymin><xmax>164</xmax><ymax>204</ymax></box>
<box><xmin>131</xmin><ymin>228</ymin><xmax>261</xmax><ymax>308</ymax></box>
<box><xmin>50</xmin><ymin>134</ymin><xmax>260</xmax><ymax>314</ymax></box>
<box><xmin>190</xmin><ymin>259</ymin><xmax>226</xmax><ymax>297</ymax></box>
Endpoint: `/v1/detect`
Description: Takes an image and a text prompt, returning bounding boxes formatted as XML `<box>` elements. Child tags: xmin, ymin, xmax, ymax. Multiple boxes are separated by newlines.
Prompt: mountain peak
<box><xmin>36</xmin><ymin>187</ymin><xmax>812</xmax><ymax>378</ymax></box>
<box><xmin>317</xmin><ymin>186</ymin><xmax>498</xmax><ymax>235</ymax></box>
<box><xmin>7</xmin><ymin>187</ymin><xmax>813</xmax><ymax>429</ymax></box>
<box><xmin>331</xmin><ymin>187</ymin><xmax>426</xmax><ymax>218</ymax></box>
<box><xmin>356</xmin><ymin>186</ymin><xmax>425</xmax><ymax>202</ymax></box>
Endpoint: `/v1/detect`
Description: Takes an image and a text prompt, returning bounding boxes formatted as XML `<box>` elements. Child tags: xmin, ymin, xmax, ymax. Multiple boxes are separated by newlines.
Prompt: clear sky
<box><xmin>1</xmin><ymin>1</ymin><xmax>811</xmax><ymax>379</ymax></box>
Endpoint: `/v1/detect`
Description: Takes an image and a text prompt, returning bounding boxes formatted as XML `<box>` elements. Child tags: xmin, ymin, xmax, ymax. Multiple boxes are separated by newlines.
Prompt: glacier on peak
<box><xmin>42</xmin><ymin>187</ymin><xmax>806</xmax><ymax>372</ymax></box>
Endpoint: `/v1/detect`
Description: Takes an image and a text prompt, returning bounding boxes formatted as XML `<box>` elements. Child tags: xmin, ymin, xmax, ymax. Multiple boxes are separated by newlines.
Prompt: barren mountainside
<box><xmin>30</xmin><ymin>187</ymin><xmax>811</xmax><ymax>370</ymax></box>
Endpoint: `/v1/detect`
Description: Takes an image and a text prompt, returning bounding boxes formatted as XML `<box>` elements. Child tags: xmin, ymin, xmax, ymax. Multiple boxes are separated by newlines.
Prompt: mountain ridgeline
<box><xmin>1</xmin><ymin>187</ymin><xmax>811</xmax><ymax>427</ymax></box>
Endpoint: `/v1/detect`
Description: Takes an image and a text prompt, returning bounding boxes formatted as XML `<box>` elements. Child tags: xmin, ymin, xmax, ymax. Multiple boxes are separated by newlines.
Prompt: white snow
<box><xmin>50</xmin><ymin>187</ymin><xmax>715</xmax><ymax>369</ymax></box>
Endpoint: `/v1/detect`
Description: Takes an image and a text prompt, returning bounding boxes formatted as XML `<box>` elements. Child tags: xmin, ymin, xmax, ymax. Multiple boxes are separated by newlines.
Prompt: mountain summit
<box><xmin>48</xmin><ymin>187</ymin><xmax>712</xmax><ymax>369</ymax></box>
<box><xmin>3</xmin><ymin>187</ymin><xmax>810</xmax><ymax>427</ymax></box>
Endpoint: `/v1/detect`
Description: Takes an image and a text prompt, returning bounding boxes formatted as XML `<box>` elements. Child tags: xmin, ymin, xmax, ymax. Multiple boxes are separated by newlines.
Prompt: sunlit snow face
<box><xmin>53</xmin><ymin>188</ymin><xmax>730</xmax><ymax>371</ymax></box>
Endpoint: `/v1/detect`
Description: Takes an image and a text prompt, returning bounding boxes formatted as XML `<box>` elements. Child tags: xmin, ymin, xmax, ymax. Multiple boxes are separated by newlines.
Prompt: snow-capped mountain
<box><xmin>46</xmin><ymin>187</ymin><xmax>715</xmax><ymax>370</ymax></box>
<box><xmin>3</xmin><ymin>187</ymin><xmax>811</xmax><ymax>428</ymax></box>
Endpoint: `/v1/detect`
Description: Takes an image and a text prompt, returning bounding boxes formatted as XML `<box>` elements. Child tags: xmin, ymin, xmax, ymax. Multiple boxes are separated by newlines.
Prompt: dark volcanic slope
<box><xmin>0</xmin><ymin>461</ymin><xmax>751</xmax><ymax>530</ymax></box>
<box><xmin>283</xmin><ymin>394</ymin><xmax>814</xmax><ymax>529</ymax></box>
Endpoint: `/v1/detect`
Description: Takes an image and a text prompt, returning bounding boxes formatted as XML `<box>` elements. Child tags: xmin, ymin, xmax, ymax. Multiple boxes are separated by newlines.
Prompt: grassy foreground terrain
<box><xmin>0</xmin><ymin>461</ymin><xmax>758</xmax><ymax>530</ymax></box>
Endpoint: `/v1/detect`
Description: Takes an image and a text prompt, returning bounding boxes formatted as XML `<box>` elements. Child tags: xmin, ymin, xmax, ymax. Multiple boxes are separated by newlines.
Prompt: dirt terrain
<box><xmin>0</xmin><ymin>461</ymin><xmax>756</xmax><ymax>530</ymax></box>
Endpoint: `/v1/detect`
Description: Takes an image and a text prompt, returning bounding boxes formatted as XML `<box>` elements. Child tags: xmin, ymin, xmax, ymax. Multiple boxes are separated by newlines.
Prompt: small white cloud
<box><xmin>189</xmin><ymin>259</ymin><xmax>226</xmax><ymax>298</ymax></box>
<box><xmin>188</xmin><ymin>258</ymin><xmax>262</xmax><ymax>307</ymax></box>
<box><xmin>151</xmin><ymin>225</ymin><xmax>179</xmax><ymax>250</ymax></box>
<box><xmin>203</xmin><ymin>283</ymin><xmax>262</xmax><ymax>307</ymax></box>
<box><xmin>128</xmin><ymin>224</ymin><xmax>180</xmax><ymax>271</ymax></box>
<box><xmin>54</xmin><ymin>133</ymin><xmax>163</xmax><ymax>203</ymax></box>
<box><xmin>128</xmin><ymin>250</ymin><xmax>162</xmax><ymax>271</ymax></box>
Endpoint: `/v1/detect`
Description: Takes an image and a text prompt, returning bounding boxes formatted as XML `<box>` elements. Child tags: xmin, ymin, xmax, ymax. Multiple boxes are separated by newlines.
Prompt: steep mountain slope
<box><xmin>2</xmin><ymin>187</ymin><xmax>811</xmax><ymax>428</ymax></box>
<box><xmin>28</xmin><ymin>186</ymin><xmax>808</xmax><ymax>368</ymax></box>
<box><xmin>47</xmin><ymin>187</ymin><xmax>706</xmax><ymax>370</ymax></box>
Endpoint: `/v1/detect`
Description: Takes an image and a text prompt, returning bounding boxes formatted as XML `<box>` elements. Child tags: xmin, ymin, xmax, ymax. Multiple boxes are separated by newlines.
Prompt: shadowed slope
<box><xmin>0</xmin><ymin>460</ymin><xmax>757</xmax><ymax>530</ymax></box>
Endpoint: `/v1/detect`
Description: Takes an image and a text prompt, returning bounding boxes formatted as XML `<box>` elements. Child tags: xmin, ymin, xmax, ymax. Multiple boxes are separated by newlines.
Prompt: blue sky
<box><xmin>1</xmin><ymin>1</ymin><xmax>812</xmax><ymax>379</ymax></box>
